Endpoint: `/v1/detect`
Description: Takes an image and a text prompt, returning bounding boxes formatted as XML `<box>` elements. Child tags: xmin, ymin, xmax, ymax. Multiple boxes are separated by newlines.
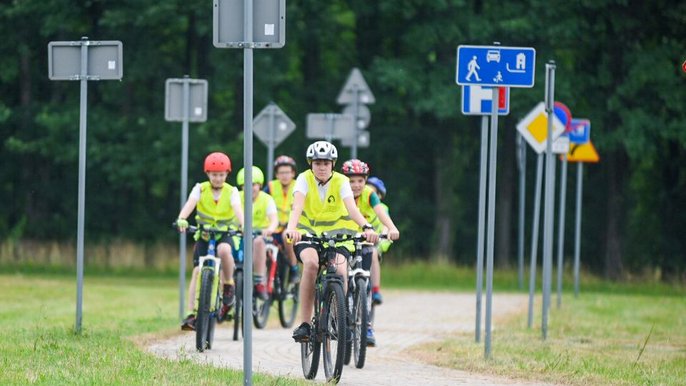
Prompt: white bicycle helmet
<box><xmin>306</xmin><ymin>141</ymin><xmax>338</xmax><ymax>165</ymax></box>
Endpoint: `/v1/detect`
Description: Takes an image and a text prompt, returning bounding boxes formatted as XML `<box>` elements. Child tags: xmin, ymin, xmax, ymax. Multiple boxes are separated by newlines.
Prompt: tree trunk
<box><xmin>604</xmin><ymin>151</ymin><xmax>624</xmax><ymax>280</ymax></box>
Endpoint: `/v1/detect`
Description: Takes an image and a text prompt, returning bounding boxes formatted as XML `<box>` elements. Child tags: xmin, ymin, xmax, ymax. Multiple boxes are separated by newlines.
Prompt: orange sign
<box><xmin>565</xmin><ymin>141</ymin><xmax>600</xmax><ymax>163</ymax></box>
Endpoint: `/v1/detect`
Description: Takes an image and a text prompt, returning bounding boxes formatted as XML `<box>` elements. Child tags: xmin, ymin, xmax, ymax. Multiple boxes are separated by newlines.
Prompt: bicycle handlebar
<box><xmin>172</xmin><ymin>222</ymin><xmax>243</xmax><ymax>237</ymax></box>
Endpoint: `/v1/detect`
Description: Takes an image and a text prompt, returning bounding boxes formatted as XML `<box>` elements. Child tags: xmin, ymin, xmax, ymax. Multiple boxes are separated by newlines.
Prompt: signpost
<box><xmin>457</xmin><ymin>43</ymin><xmax>535</xmax><ymax>358</ymax></box>
<box><xmin>336</xmin><ymin>68</ymin><xmax>375</xmax><ymax>158</ymax></box>
<box><xmin>306</xmin><ymin>113</ymin><xmax>355</xmax><ymax>141</ymax></box>
<box><xmin>461</xmin><ymin>85</ymin><xmax>509</xmax><ymax>115</ymax></box>
<box><xmin>165</xmin><ymin>76</ymin><xmax>208</xmax><ymax>320</ymax></box>
<box><xmin>214</xmin><ymin>0</ymin><xmax>286</xmax><ymax>383</ymax></box>
<box><xmin>253</xmin><ymin>102</ymin><xmax>296</xmax><ymax>181</ymax></box>
<box><xmin>48</xmin><ymin>37</ymin><xmax>123</xmax><ymax>334</ymax></box>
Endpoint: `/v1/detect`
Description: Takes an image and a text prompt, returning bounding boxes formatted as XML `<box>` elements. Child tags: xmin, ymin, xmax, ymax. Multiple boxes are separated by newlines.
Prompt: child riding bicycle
<box><xmin>176</xmin><ymin>152</ymin><xmax>244</xmax><ymax>330</ymax></box>
<box><xmin>366</xmin><ymin>176</ymin><xmax>393</xmax><ymax>305</ymax></box>
<box><xmin>283</xmin><ymin>141</ymin><xmax>379</xmax><ymax>342</ymax></box>
<box><xmin>264</xmin><ymin>155</ymin><xmax>300</xmax><ymax>284</ymax></box>
<box><xmin>236</xmin><ymin>166</ymin><xmax>279</xmax><ymax>301</ymax></box>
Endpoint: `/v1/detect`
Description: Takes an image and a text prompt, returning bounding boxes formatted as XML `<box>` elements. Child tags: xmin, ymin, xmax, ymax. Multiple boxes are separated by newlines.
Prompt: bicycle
<box><xmin>177</xmin><ymin>223</ymin><xmax>242</xmax><ymax>352</ymax></box>
<box><xmin>296</xmin><ymin>232</ymin><xmax>354</xmax><ymax>384</ymax></box>
<box><xmin>252</xmin><ymin>235</ymin><xmax>300</xmax><ymax>329</ymax></box>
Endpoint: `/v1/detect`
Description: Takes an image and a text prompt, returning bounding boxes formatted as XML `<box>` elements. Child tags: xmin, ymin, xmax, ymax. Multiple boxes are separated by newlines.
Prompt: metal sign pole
<box><xmin>542</xmin><ymin>62</ymin><xmax>556</xmax><ymax>340</ymax></box>
<box><xmin>484</xmin><ymin>86</ymin><xmax>499</xmax><ymax>359</ymax></box>
<box><xmin>475</xmin><ymin>115</ymin><xmax>488</xmax><ymax>343</ymax></box>
<box><xmin>243</xmin><ymin>0</ymin><xmax>254</xmax><ymax>383</ymax></box>
<box><xmin>351</xmin><ymin>85</ymin><xmax>359</xmax><ymax>159</ymax></box>
<box><xmin>517</xmin><ymin>134</ymin><xmax>527</xmax><ymax>289</ymax></box>
<box><xmin>573</xmin><ymin>163</ymin><xmax>584</xmax><ymax>297</ymax></box>
<box><xmin>179</xmin><ymin>76</ymin><xmax>190</xmax><ymax>321</ymax></box>
<box><xmin>267</xmin><ymin>104</ymin><xmax>275</xmax><ymax>182</ymax></box>
<box><xmin>75</xmin><ymin>37</ymin><xmax>89</xmax><ymax>334</ymax></box>
<box><xmin>527</xmin><ymin>153</ymin><xmax>543</xmax><ymax>328</ymax></box>
<box><xmin>556</xmin><ymin>156</ymin><xmax>568</xmax><ymax>308</ymax></box>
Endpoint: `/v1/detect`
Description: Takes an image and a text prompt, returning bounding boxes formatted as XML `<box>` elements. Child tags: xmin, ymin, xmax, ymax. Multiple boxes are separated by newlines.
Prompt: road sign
<box><xmin>340</xmin><ymin>130</ymin><xmax>370</xmax><ymax>148</ymax></box>
<box><xmin>461</xmin><ymin>85</ymin><xmax>509</xmax><ymax>115</ymax></box>
<box><xmin>552</xmin><ymin>134</ymin><xmax>570</xmax><ymax>154</ymax></box>
<box><xmin>568</xmin><ymin>119</ymin><xmax>591</xmax><ymax>144</ymax></box>
<box><xmin>213</xmin><ymin>0</ymin><xmax>286</xmax><ymax>48</ymax></box>
<box><xmin>165</xmin><ymin>79</ymin><xmax>208</xmax><ymax>122</ymax></box>
<box><xmin>516</xmin><ymin>102</ymin><xmax>565</xmax><ymax>154</ymax></box>
<box><xmin>553</xmin><ymin>101</ymin><xmax>572</xmax><ymax>131</ymax></box>
<box><xmin>342</xmin><ymin>104</ymin><xmax>371</xmax><ymax>129</ymax></box>
<box><xmin>253</xmin><ymin>103</ymin><xmax>296</xmax><ymax>147</ymax></box>
<box><xmin>565</xmin><ymin>141</ymin><xmax>600</xmax><ymax>163</ymax></box>
<box><xmin>337</xmin><ymin>68</ymin><xmax>375</xmax><ymax>104</ymax></box>
<box><xmin>48</xmin><ymin>40</ymin><xmax>123</xmax><ymax>80</ymax></box>
<box><xmin>456</xmin><ymin>45</ymin><xmax>536</xmax><ymax>87</ymax></box>
<box><xmin>306</xmin><ymin>113</ymin><xmax>355</xmax><ymax>140</ymax></box>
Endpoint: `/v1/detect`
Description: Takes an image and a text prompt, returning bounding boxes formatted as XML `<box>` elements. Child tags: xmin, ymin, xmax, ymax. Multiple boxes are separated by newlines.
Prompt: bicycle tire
<box><xmin>278</xmin><ymin>259</ymin><xmax>299</xmax><ymax>328</ymax></box>
<box><xmin>343</xmin><ymin>290</ymin><xmax>353</xmax><ymax>365</ymax></box>
<box><xmin>301</xmin><ymin>337</ymin><xmax>320</xmax><ymax>379</ymax></box>
<box><xmin>196</xmin><ymin>268</ymin><xmax>214</xmax><ymax>352</ymax></box>
<box><xmin>233</xmin><ymin>270</ymin><xmax>244</xmax><ymax>341</ymax></box>
<box><xmin>322</xmin><ymin>281</ymin><xmax>347</xmax><ymax>383</ymax></box>
<box><xmin>253</xmin><ymin>257</ymin><xmax>272</xmax><ymax>329</ymax></box>
<box><xmin>353</xmin><ymin>277</ymin><xmax>368</xmax><ymax>368</ymax></box>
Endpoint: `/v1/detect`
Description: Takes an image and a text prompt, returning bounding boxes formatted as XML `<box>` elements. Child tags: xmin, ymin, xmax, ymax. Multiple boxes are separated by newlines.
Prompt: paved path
<box><xmin>147</xmin><ymin>291</ymin><xmax>551</xmax><ymax>385</ymax></box>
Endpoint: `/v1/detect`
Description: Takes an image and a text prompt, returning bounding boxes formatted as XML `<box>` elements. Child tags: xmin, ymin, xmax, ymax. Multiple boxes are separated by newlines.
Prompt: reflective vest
<box><xmin>240</xmin><ymin>190</ymin><xmax>272</xmax><ymax>230</ymax></box>
<box><xmin>297</xmin><ymin>170</ymin><xmax>359</xmax><ymax>236</ymax></box>
<box><xmin>355</xmin><ymin>185</ymin><xmax>382</xmax><ymax>232</ymax></box>
<box><xmin>268</xmin><ymin>179</ymin><xmax>294</xmax><ymax>231</ymax></box>
<box><xmin>195</xmin><ymin>182</ymin><xmax>237</xmax><ymax>238</ymax></box>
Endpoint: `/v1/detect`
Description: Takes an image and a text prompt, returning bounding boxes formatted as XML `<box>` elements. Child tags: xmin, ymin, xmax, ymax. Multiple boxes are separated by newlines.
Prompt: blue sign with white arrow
<box><xmin>568</xmin><ymin>119</ymin><xmax>591</xmax><ymax>144</ymax></box>
<box><xmin>456</xmin><ymin>45</ymin><xmax>536</xmax><ymax>88</ymax></box>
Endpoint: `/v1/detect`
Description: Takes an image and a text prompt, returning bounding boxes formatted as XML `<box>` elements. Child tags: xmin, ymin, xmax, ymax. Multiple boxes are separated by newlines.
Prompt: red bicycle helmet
<box><xmin>274</xmin><ymin>155</ymin><xmax>297</xmax><ymax>172</ymax></box>
<box><xmin>341</xmin><ymin>159</ymin><xmax>370</xmax><ymax>177</ymax></box>
<box><xmin>204</xmin><ymin>152</ymin><xmax>232</xmax><ymax>173</ymax></box>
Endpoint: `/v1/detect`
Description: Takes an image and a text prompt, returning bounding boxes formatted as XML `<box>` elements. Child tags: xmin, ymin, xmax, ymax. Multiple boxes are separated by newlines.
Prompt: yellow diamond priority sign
<box><xmin>516</xmin><ymin>102</ymin><xmax>565</xmax><ymax>154</ymax></box>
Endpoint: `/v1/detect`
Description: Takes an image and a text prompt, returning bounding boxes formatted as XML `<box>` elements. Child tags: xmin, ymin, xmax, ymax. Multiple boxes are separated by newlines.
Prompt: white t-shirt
<box><xmin>189</xmin><ymin>183</ymin><xmax>241</xmax><ymax>206</ymax></box>
<box><xmin>293</xmin><ymin>173</ymin><xmax>353</xmax><ymax>202</ymax></box>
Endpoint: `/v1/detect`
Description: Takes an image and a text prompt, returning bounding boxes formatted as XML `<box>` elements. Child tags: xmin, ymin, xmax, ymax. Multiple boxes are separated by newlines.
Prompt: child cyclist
<box><xmin>264</xmin><ymin>155</ymin><xmax>300</xmax><ymax>284</ymax></box>
<box><xmin>176</xmin><ymin>152</ymin><xmax>244</xmax><ymax>330</ymax></box>
<box><xmin>341</xmin><ymin>160</ymin><xmax>400</xmax><ymax>346</ymax></box>
<box><xmin>236</xmin><ymin>166</ymin><xmax>279</xmax><ymax>300</ymax></box>
<box><xmin>365</xmin><ymin>176</ymin><xmax>392</xmax><ymax>306</ymax></box>
<box><xmin>283</xmin><ymin>141</ymin><xmax>379</xmax><ymax>342</ymax></box>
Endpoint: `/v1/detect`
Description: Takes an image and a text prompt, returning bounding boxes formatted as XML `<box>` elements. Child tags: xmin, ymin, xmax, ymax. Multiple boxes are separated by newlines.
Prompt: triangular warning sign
<box><xmin>565</xmin><ymin>141</ymin><xmax>600</xmax><ymax>163</ymax></box>
<box><xmin>336</xmin><ymin>68</ymin><xmax>375</xmax><ymax>105</ymax></box>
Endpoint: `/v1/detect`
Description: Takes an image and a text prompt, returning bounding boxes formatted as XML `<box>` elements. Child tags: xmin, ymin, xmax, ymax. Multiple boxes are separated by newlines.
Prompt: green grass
<box><xmin>412</xmin><ymin>292</ymin><xmax>686</xmax><ymax>386</ymax></box>
<box><xmin>0</xmin><ymin>273</ymin><xmax>306</xmax><ymax>385</ymax></box>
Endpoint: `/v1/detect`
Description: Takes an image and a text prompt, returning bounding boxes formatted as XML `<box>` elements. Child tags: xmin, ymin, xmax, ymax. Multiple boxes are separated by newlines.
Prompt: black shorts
<box><xmin>192</xmin><ymin>235</ymin><xmax>236</xmax><ymax>267</ymax></box>
<box><xmin>294</xmin><ymin>242</ymin><xmax>351</xmax><ymax>264</ymax></box>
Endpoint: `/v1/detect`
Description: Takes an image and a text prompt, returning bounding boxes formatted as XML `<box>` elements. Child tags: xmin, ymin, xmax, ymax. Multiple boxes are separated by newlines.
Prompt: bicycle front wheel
<box><xmin>322</xmin><ymin>281</ymin><xmax>347</xmax><ymax>383</ymax></box>
<box><xmin>352</xmin><ymin>277</ymin><xmax>369</xmax><ymax>368</ymax></box>
<box><xmin>196</xmin><ymin>268</ymin><xmax>214</xmax><ymax>352</ymax></box>
<box><xmin>301</xmin><ymin>338</ymin><xmax>320</xmax><ymax>379</ymax></box>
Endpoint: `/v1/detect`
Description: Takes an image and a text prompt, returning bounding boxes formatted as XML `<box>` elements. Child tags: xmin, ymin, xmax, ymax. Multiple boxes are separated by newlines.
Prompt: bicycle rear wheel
<box><xmin>301</xmin><ymin>338</ymin><xmax>320</xmax><ymax>379</ymax></box>
<box><xmin>343</xmin><ymin>287</ymin><xmax>353</xmax><ymax>365</ymax></box>
<box><xmin>322</xmin><ymin>281</ymin><xmax>346</xmax><ymax>383</ymax></box>
<box><xmin>196</xmin><ymin>268</ymin><xmax>214</xmax><ymax>352</ymax></box>
<box><xmin>278</xmin><ymin>267</ymin><xmax>299</xmax><ymax>328</ymax></box>
<box><xmin>253</xmin><ymin>296</ymin><xmax>271</xmax><ymax>329</ymax></box>
<box><xmin>233</xmin><ymin>270</ymin><xmax>244</xmax><ymax>341</ymax></box>
<box><xmin>352</xmin><ymin>277</ymin><xmax>368</xmax><ymax>368</ymax></box>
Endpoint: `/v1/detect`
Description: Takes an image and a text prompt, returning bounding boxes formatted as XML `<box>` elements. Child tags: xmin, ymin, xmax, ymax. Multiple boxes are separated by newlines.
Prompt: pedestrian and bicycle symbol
<box><xmin>456</xmin><ymin>45</ymin><xmax>536</xmax><ymax>88</ymax></box>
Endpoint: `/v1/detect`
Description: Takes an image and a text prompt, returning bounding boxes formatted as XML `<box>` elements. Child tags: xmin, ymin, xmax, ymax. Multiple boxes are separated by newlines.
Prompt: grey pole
<box><xmin>573</xmin><ymin>163</ymin><xmax>584</xmax><ymax>297</ymax></box>
<box><xmin>267</xmin><ymin>103</ymin><xmax>275</xmax><ymax>182</ymax></box>
<box><xmin>327</xmin><ymin>116</ymin><xmax>334</xmax><ymax>142</ymax></box>
<box><xmin>556</xmin><ymin>156</ymin><xmax>568</xmax><ymax>308</ymax></box>
<box><xmin>484</xmin><ymin>86</ymin><xmax>499</xmax><ymax>359</ymax></box>
<box><xmin>475</xmin><ymin>115</ymin><xmax>488</xmax><ymax>343</ymax></box>
<box><xmin>351</xmin><ymin>85</ymin><xmax>359</xmax><ymax>159</ymax></box>
<box><xmin>517</xmin><ymin>134</ymin><xmax>527</xmax><ymax>289</ymax></box>
<box><xmin>243</xmin><ymin>0</ymin><xmax>254</xmax><ymax>383</ymax></box>
<box><xmin>527</xmin><ymin>153</ymin><xmax>543</xmax><ymax>328</ymax></box>
<box><xmin>541</xmin><ymin>62</ymin><xmax>556</xmax><ymax>340</ymax></box>
<box><xmin>75</xmin><ymin>36</ymin><xmax>89</xmax><ymax>334</ymax></box>
<box><xmin>179</xmin><ymin>76</ymin><xmax>190</xmax><ymax>321</ymax></box>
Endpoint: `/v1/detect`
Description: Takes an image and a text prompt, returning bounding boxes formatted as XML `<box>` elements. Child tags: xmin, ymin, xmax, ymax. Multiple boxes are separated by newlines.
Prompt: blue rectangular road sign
<box><xmin>461</xmin><ymin>85</ymin><xmax>509</xmax><ymax>115</ymax></box>
<box><xmin>456</xmin><ymin>45</ymin><xmax>536</xmax><ymax>88</ymax></box>
<box><xmin>568</xmin><ymin>118</ymin><xmax>591</xmax><ymax>144</ymax></box>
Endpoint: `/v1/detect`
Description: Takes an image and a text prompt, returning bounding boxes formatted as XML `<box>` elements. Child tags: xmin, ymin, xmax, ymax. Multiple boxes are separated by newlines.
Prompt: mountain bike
<box><xmin>298</xmin><ymin>233</ymin><xmax>352</xmax><ymax>384</ymax></box>
<box><xmin>178</xmin><ymin>224</ymin><xmax>241</xmax><ymax>352</ymax></box>
<box><xmin>252</xmin><ymin>236</ymin><xmax>300</xmax><ymax>329</ymax></box>
<box><xmin>231</xmin><ymin>233</ymin><xmax>246</xmax><ymax>341</ymax></box>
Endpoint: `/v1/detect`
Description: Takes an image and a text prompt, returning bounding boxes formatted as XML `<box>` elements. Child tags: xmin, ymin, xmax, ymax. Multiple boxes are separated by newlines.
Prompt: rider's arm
<box><xmin>284</xmin><ymin>191</ymin><xmax>305</xmax><ymax>242</ymax></box>
<box><xmin>370</xmin><ymin>191</ymin><xmax>399</xmax><ymax>240</ymax></box>
<box><xmin>343</xmin><ymin>196</ymin><xmax>379</xmax><ymax>244</ymax></box>
<box><xmin>264</xmin><ymin>196</ymin><xmax>279</xmax><ymax>236</ymax></box>
<box><xmin>230</xmin><ymin>187</ymin><xmax>245</xmax><ymax>228</ymax></box>
<box><xmin>178</xmin><ymin>183</ymin><xmax>201</xmax><ymax>220</ymax></box>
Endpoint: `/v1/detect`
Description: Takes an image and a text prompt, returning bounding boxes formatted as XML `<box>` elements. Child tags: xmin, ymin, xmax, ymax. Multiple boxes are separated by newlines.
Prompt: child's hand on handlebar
<box><xmin>387</xmin><ymin>227</ymin><xmax>400</xmax><ymax>241</ymax></box>
<box><xmin>284</xmin><ymin>229</ymin><xmax>301</xmax><ymax>244</ymax></box>
<box><xmin>176</xmin><ymin>219</ymin><xmax>189</xmax><ymax>233</ymax></box>
<box><xmin>363</xmin><ymin>228</ymin><xmax>379</xmax><ymax>244</ymax></box>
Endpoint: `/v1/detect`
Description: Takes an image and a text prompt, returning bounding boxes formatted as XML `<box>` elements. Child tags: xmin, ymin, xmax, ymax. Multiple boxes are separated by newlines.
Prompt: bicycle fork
<box><xmin>195</xmin><ymin>255</ymin><xmax>222</xmax><ymax>312</ymax></box>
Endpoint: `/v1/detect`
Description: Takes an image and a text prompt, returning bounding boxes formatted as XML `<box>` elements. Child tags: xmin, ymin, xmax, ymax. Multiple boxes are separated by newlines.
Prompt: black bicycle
<box><xmin>178</xmin><ymin>224</ymin><xmax>241</xmax><ymax>352</ymax></box>
<box><xmin>298</xmin><ymin>233</ymin><xmax>353</xmax><ymax>384</ymax></box>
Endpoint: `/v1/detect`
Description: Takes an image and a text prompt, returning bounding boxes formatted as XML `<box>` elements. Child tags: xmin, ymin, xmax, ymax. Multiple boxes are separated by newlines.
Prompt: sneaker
<box><xmin>372</xmin><ymin>291</ymin><xmax>383</xmax><ymax>305</ymax></box>
<box><xmin>292</xmin><ymin>322</ymin><xmax>312</xmax><ymax>342</ymax></box>
<box><xmin>254</xmin><ymin>283</ymin><xmax>269</xmax><ymax>301</ymax></box>
<box><xmin>218</xmin><ymin>284</ymin><xmax>235</xmax><ymax>322</ymax></box>
<box><xmin>288</xmin><ymin>265</ymin><xmax>301</xmax><ymax>284</ymax></box>
<box><xmin>366</xmin><ymin>326</ymin><xmax>376</xmax><ymax>347</ymax></box>
<box><xmin>181</xmin><ymin>314</ymin><xmax>196</xmax><ymax>331</ymax></box>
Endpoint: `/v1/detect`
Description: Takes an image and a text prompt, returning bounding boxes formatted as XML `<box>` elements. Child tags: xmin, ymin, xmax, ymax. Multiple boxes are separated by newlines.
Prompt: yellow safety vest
<box><xmin>195</xmin><ymin>182</ymin><xmax>237</xmax><ymax>239</ymax></box>
<box><xmin>297</xmin><ymin>170</ymin><xmax>359</xmax><ymax>236</ymax></box>
<box><xmin>268</xmin><ymin>179</ymin><xmax>294</xmax><ymax>231</ymax></box>
<box><xmin>355</xmin><ymin>185</ymin><xmax>382</xmax><ymax>232</ymax></box>
<box><xmin>240</xmin><ymin>190</ymin><xmax>272</xmax><ymax>230</ymax></box>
